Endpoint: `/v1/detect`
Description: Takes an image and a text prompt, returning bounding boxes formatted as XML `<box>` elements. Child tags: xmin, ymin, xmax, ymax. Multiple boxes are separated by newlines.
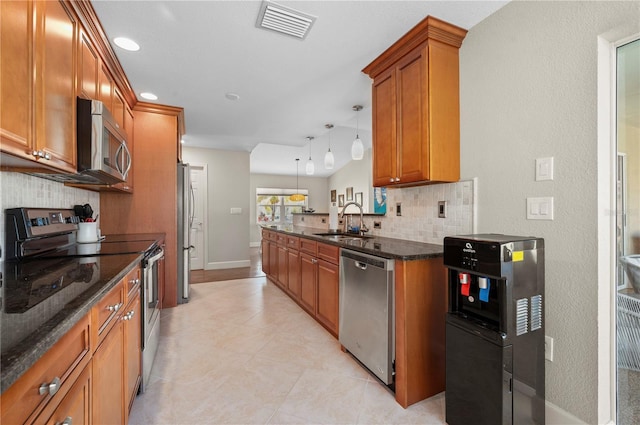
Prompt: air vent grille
<box><xmin>530</xmin><ymin>295</ymin><xmax>543</xmax><ymax>331</ymax></box>
<box><xmin>256</xmin><ymin>0</ymin><xmax>316</xmax><ymax>40</ymax></box>
<box><xmin>516</xmin><ymin>298</ymin><xmax>529</xmax><ymax>336</ymax></box>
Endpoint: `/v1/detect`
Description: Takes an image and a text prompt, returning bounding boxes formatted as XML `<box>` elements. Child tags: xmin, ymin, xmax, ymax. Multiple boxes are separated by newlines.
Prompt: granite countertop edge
<box><xmin>261</xmin><ymin>225</ymin><xmax>443</xmax><ymax>260</ymax></box>
<box><xmin>1</xmin><ymin>254</ymin><xmax>142</xmax><ymax>394</ymax></box>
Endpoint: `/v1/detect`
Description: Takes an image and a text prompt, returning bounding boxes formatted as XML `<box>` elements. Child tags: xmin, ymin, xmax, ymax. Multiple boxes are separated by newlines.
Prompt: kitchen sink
<box><xmin>313</xmin><ymin>232</ymin><xmax>373</xmax><ymax>241</ymax></box>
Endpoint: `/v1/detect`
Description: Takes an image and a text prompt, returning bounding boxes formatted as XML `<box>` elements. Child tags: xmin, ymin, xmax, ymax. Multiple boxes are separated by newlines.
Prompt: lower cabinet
<box><xmin>267</xmin><ymin>233</ymin><xmax>340</xmax><ymax>338</ymax></box>
<box><xmin>124</xmin><ymin>290</ymin><xmax>142</xmax><ymax>413</ymax></box>
<box><xmin>41</xmin><ymin>360</ymin><xmax>92</xmax><ymax>425</ymax></box>
<box><xmin>92</xmin><ymin>318</ymin><xmax>125</xmax><ymax>424</ymax></box>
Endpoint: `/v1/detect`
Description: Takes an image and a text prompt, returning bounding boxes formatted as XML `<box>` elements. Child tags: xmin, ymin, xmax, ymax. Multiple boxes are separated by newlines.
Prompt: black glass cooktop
<box><xmin>37</xmin><ymin>240</ymin><xmax>157</xmax><ymax>258</ymax></box>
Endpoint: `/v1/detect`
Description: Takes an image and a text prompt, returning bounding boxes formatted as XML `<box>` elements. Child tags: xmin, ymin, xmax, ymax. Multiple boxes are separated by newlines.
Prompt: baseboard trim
<box><xmin>205</xmin><ymin>260</ymin><xmax>251</xmax><ymax>270</ymax></box>
<box><xmin>546</xmin><ymin>400</ymin><xmax>588</xmax><ymax>424</ymax></box>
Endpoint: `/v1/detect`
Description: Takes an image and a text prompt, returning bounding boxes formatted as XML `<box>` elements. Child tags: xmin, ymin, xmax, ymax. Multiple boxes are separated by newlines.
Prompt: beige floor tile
<box><xmin>129</xmin><ymin>277</ymin><xmax>447</xmax><ymax>424</ymax></box>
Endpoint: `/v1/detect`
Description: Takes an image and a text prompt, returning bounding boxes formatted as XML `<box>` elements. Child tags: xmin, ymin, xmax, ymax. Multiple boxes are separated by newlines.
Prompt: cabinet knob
<box><xmin>106</xmin><ymin>302</ymin><xmax>123</xmax><ymax>312</ymax></box>
<box><xmin>57</xmin><ymin>416</ymin><xmax>73</xmax><ymax>425</ymax></box>
<box><xmin>395</xmin><ymin>177</ymin><xmax>400</xmax><ymax>182</ymax></box>
<box><xmin>389</xmin><ymin>178</ymin><xmax>394</xmax><ymax>183</ymax></box>
<box><xmin>122</xmin><ymin>310</ymin><xmax>135</xmax><ymax>321</ymax></box>
<box><xmin>38</xmin><ymin>376</ymin><xmax>61</xmax><ymax>396</ymax></box>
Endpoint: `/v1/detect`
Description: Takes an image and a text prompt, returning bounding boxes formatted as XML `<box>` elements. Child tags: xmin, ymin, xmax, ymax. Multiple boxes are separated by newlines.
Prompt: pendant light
<box><xmin>351</xmin><ymin>105</ymin><xmax>364</xmax><ymax>160</ymax></box>
<box><xmin>290</xmin><ymin>158</ymin><xmax>305</xmax><ymax>202</ymax></box>
<box><xmin>305</xmin><ymin>136</ymin><xmax>315</xmax><ymax>175</ymax></box>
<box><xmin>324</xmin><ymin>124</ymin><xmax>335</xmax><ymax>169</ymax></box>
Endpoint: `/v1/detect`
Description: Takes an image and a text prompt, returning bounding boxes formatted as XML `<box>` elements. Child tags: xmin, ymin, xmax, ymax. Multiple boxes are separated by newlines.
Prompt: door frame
<box><xmin>597</xmin><ymin>31</ymin><xmax>640</xmax><ymax>425</ymax></box>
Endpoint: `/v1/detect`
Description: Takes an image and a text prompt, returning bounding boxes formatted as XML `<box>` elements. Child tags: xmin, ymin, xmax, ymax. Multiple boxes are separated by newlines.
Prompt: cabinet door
<box><xmin>372</xmin><ymin>67</ymin><xmax>397</xmax><ymax>187</ymax></box>
<box><xmin>98</xmin><ymin>63</ymin><xmax>113</xmax><ymax>111</ymax></box>
<box><xmin>261</xmin><ymin>239</ymin><xmax>270</xmax><ymax>275</ymax></box>
<box><xmin>33</xmin><ymin>0</ymin><xmax>77</xmax><ymax>173</ymax></box>
<box><xmin>396</xmin><ymin>47</ymin><xmax>429</xmax><ymax>184</ymax></box>
<box><xmin>77</xmin><ymin>29</ymin><xmax>98</xmax><ymax>100</ymax></box>
<box><xmin>113</xmin><ymin>87</ymin><xmax>125</xmax><ymax>129</ymax></box>
<box><xmin>41</xmin><ymin>362</ymin><xmax>91</xmax><ymax>425</ymax></box>
<box><xmin>316</xmin><ymin>259</ymin><xmax>339</xmax><ymax>336</ymax></box>
<box><xmin>268</xmin><ymin>241</ymin><xmax>278</xmax><ymax>281</ymax></box>
<box><xmin>277</xmin><ymin>245</ymin><xmax>288</xmax><ymax>289</ymax></box>
<box><xmin>299</xmin><ymin>253</ymin><xmax>317</xmax><ymax>315</ymax></box>
<box><xmin>0</xmin><ymin>0</ymin><xmax>34</xmax><ymax>157</ymax></box>
<box><xmin>124</xmin><ymin>291</ymin><xmax>141</xmax><ymax>414</ymax></box>
<box><xmin>287</xmin><ymin>249</ymin><xmax>300</xmax><ymax>298</ymax></box>
<box><xmin>92</xmin><ymin>320</ymin><xmax>125</xmax><ymax>425</ymax></box>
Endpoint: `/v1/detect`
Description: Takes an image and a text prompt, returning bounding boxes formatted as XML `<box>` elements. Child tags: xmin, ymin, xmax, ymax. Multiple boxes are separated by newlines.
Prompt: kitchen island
<box><xmin>261</xmin><ymin>225</ymin><xmax>447</xmax><ymax>408</ymax></box>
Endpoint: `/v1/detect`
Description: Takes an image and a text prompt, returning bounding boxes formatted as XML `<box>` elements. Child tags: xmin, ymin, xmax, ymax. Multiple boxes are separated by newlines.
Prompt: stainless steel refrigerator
<box><xmin>177</xmin><ymin>162</ymin><xmax>193</xmax><ymax>304</ymax></box>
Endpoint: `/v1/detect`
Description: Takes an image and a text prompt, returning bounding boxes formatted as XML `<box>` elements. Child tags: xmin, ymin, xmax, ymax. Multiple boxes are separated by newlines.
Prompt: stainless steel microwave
<box><xmin>76</xmin><ymin>97</ymin><xmax>131</xmax><ymax>185</ymax></box>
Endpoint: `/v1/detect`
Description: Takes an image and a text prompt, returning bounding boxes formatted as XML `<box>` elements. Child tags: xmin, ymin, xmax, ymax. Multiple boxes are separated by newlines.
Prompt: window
<box><xmin>256</xmin><ymin>188</ymin><xmax>308</xmax><ymax>224</ymax></box>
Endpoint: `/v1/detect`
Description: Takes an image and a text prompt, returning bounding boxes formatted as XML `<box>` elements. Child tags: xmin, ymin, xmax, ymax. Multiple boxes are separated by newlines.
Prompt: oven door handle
<box><xmin>146</xmin><ymin>249</ymin><xmax>164</xmax><ymax>265</ymax></box>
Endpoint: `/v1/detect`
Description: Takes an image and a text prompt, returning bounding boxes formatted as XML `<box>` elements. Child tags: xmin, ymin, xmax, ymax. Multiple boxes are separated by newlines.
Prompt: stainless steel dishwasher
<box><xmin>339</xmin><ymin>248</ymin><xmax>395</xmax><ymax>385</ymax></box>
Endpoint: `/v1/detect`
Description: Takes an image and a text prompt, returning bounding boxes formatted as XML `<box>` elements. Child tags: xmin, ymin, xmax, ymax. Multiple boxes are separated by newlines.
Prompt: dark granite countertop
<box><xmin>262</xmin><ymin>225</ymin><xmax>443</xmax><ymax>261</ymax></box>
<box><xmin>1</xmin><ymin>253</ymin><xmax>142</xmax><ymax>393</ymax></box>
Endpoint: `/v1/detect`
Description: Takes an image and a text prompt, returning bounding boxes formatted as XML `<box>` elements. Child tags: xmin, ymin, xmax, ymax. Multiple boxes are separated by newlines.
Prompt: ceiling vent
<box><xmin>256</xmin><ymin>0</ymin><xmax>316</xmax><ymax>40</ymax></box>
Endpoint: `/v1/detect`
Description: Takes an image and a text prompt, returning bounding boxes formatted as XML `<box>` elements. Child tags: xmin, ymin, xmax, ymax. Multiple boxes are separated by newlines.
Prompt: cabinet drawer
<box><xmin>269</xmin><ymin>231</ymin><xmax>279</xmax><ymax>242</ymax></box>
<box><xmin>1</xmin><ymin>314</ymin><xmax>91</xmax><ymax>425</ymax></box>
<box><xmin>92</xmin><ymin>281</ymin><xmax>124</xmax><ymax>344</ymax></box>
<box><xmin>124</xmin><ymin>266</ymin><xmax>141</xmax><ymax>302</ymax></box>
<box><xmin>299</xmin><ymin>238</ymin><xmax>317</xmax><ymax>255</ymax></box>
<box><xmin>317</xmin><ymin>242</ymin><xmax>340</xmax><ymax>264</ymax></box>
<box><xmin>276</xmin><ymin>233</ymin><xmax>287</xmax><ymax>245</ymax></box>
<box><xmin>286</xmin><ymin>236</ymin><xmax>300</xmax><ymax>250</ymax></box>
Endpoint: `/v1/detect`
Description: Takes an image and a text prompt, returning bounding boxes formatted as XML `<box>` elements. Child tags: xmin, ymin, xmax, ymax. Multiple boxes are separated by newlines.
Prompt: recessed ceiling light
<box><xmin>225</xmin><ymin>92</ymin><xmax>240</xmax><ymax>101</ymax></box>
<box><xmin>140</xmin><ymin>92</ymin><xmax>158</xmax><ymax>100</ymax></box>
<box><xmin>113</xmin><ymin>37</ymin><xmax>140</xmax><ymax>52</ymax></box>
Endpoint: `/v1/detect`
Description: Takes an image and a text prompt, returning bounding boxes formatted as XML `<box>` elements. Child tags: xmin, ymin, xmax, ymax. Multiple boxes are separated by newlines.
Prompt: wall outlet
<box><xmin>438</xmin><ymin>201</ymin><xmax>447</xmax><ymax>218</ymax></box>
<box><xmin>545</xmin><ymin>335</ymin><xmax>554</xmax><ymax>361</ymax></box>
<box><xmin>301</xmin><ymin>216</ymin><xmax>305</xmax><ymax>222</ymax></box>
<box><xmin>321</xmin><ymin>218</ymin><xmax>326</xmax><ymax>223</ymax></box>
<box><xmin>373</xmin><ymin>221</ymin><xmax>381</xmax><ymax>229</ymax></box>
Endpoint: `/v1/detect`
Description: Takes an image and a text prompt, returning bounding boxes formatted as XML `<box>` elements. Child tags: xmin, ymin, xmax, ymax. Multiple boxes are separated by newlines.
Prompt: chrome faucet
<box><xmin>340</xmin><ymin>201</ymin><xmax>369</xmax><ymax>235</ymax></box>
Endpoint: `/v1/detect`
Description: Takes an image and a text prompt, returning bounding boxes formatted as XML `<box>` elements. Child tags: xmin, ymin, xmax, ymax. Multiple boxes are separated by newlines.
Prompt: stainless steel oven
<box><xmin>141</xmin><ymin>244</ymin><xmax>163</xmax><ymax>392</ymax></box>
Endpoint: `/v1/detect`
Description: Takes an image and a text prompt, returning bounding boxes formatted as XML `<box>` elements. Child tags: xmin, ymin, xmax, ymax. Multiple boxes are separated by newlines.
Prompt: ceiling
<box><xmin>92</xmin><ymin>0</ymin><xmax>509</xmax><ymax>177</ymax></box>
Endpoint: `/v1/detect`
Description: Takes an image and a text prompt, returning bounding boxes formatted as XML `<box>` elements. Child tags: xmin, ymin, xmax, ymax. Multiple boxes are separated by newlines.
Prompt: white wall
<box><xmin>459</xmin><ymin>1</ymin><xmax>640</xmax><ymax>423</ymax></box>
<box><xmin>182</xmin><ymin>147</ymin><xmax>251</xmax><ymax>269</ymax></box>
<box><xmin>249</xmin><ymin>173</ymin><xmax>329</xmax><ymax>245</ymax></box>
<box><xmin>328</xmin><ymin>148</ymin><xmax>374</xmax><ymax>213</ymax></box>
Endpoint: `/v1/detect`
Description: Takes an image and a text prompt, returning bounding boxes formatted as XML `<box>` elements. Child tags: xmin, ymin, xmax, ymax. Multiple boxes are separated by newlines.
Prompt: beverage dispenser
<box><xmin>443</xmin><ymin>234</ymin><xmax>545</xmax><ymax>425</ymax></box>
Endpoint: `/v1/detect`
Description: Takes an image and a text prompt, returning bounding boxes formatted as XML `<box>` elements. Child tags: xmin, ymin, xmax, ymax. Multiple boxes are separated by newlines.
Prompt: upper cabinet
<box><xmin>1</xmin><ymin>0</ymin><xmax>77</xmax><ymax>173</ymax></box>
<box><xmin>363</xmin><ymin>16</ymin><xmax>467</xmax><ymax>187</ymax></box>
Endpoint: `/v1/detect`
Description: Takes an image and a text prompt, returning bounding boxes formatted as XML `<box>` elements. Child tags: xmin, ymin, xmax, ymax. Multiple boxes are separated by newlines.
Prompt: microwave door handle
<box><xmin>114</xmin><ymin>143</ymin><xmax>124</xmax><ymax>174</ymax></box>
<box><xmin>121</xmin><ymin>141</ymin><xmax>132</xmax><ymax>178</ymax></box>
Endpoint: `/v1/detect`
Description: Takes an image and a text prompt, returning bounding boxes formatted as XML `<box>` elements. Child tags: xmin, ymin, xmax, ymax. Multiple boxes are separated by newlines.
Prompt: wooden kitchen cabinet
<box><xmin>268</xmin><ymin>236</ymin><xmax>279</xmax><ymax>283</ymax></box>
<box><xmin>0</xmin><ymin>314</ymin><xmax>91</xmax><ymax>425</ymax></box>
<box><xmin>92</xmin><ymin>313</ymin><xmax>125</xmax><ymax>425</ymax></box>
<box><xmin>316</xmin><ymin>244</ymin><xmax>340</xmax><ymax>336</ymax></box>
<box><xmin>286</xmin><ymin>236</ymin><xmax>301</xmax><ymax>299</ymax></box>
<box><xmin>299</xmin><ymin>252</ymin><xmax>318</xmax><ymax>315</ymax></box>
<box><xmin>124</xmin><ymin>289</ymin><xmax>142</xmax><ymax>414</ymax></box>
<box><xmin>261</xmin><ymin>230</ymin><xmax>271</xmax><ymax>275</ymax></box>
<box><xmin>38</xmin><ymin>361</ymin><xmax>92</xmax><ymax>425</ymax></box>
<box><xmin>363</xmin><ymin>16</ymin><xmax>467</xmax><ymax>187</ymax></box>
<box><xmin>277</xmin><ymin>235</ymin><xmax>288</xmax><ymax>290</ymax></box>
<box><xmin>0</xmin><ymin>0</ymin><xmax>78</xmax><ymax>173</ymax></box>
<box><xmin>77</xmin><ymin>28</ymin><xmax>99</xmax><ymax>100</ymax></box>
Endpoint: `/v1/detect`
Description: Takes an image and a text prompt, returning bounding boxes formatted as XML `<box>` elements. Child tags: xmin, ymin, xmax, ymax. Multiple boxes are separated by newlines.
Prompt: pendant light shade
<box><xmin>305</xmin><ymin>136</ymin><xmax>315</xmax><ymax>175</ymax></box>
<box><xmin>290</xmin><ymin>158</ymin><xmax>305</xmax><ymax>202</ymax></box>
<box><xmin>324</xmin><ymin>124</ymin><xmax>334</xmax><ymax>169</ymax></box>
<box><xmin>351</xmin><ymin>105</ymin><xmax>364</xmax><ymax>160</ymax></box>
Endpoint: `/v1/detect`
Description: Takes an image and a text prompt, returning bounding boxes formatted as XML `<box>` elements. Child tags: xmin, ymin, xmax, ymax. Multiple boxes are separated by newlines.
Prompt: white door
<box><xmin>189</xmin><ymin>164</ymin><xmax>207</xmax><ymax>270</ymax></box>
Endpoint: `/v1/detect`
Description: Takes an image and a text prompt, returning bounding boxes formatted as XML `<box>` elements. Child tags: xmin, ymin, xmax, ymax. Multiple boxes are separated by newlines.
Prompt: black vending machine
<box><xmin>443</xmin><ymin>234</ymin><xmax>545</xmax><ymax>425</ymax></box>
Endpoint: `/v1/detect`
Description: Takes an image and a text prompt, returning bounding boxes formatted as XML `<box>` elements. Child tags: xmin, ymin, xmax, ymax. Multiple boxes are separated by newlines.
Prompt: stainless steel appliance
<box><xmin>443</xmin><ymin>234</ymin><xmax>545</xmax><ymax>425</ymax></box>
<box><xmin>4</xmin><ymin>207</ymin><xmax>162</xmax><ymax>394</ymax></box>
<box><xmin>27</xmin><ymin>98</ymin><xmax>131</xmax><ymax>185</ymax></box>
<box><xmin>339</xmin><ymin>249</ymin><xmax>395</xmax><ymax>385</ymax></box>
<box><xmin>177</xmin><ymin>162</ymin><xmax>193</xmax><ymax>304</ymax></box>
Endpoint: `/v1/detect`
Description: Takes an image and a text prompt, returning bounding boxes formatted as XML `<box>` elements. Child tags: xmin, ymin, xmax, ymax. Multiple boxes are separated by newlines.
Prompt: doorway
<box><xmin>189</xmin><ymin>164</ymin><xmax>207</xmax><ymax>270</ymax></box>
<box><xmin>615</xmin><ymin>37</ymin><xmax>640</xmax><ymax>424</ymax></box>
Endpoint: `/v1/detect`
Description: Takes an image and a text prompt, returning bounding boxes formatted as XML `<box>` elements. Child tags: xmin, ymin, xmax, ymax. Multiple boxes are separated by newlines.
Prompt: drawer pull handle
<box><xmin>107</xmin><ymin>302</ymin><xmax>123</xmax><ymax>312</ymax></box>
<box><xmin>38</xmin><ymin>376</ymin><xmax>61</xmax><ymax>396</ymax></box>
<box><xmin>57</xmin><ymin>416</ymin><xmax>73</xmax><ymax>425</ymax></box>
<box><xmin>122</xmin><ymin>310</ymin><xmax>135</xmax><ymax>321</ymax></box>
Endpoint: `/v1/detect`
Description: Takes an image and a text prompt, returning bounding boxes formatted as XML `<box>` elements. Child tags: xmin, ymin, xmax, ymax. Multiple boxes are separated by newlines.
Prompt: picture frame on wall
<box><xmin>338</xmin><ymin>194</ymin><xmax>345</xmax><ymax>207</ymax></box>
<box><xmin>331</xmin><ymin>190</ymin><xmax>337</xmax><ymax>203</ymax></box>
<box><xmin>346</xmin><ymin>187</ymin><xmax>354</xmax><ymax>201</ymax></box>
<box><xmin>355</xmin><ymin>192</ymin><xmax>363</xmax><ymax>205</ymax></box>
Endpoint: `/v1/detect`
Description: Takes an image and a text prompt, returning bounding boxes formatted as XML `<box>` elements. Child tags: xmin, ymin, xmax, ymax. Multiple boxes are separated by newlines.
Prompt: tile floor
<box><xmin>128</xmin><ymin>277</ymin><xmax>446</xmax><ymax>424</ymax></box>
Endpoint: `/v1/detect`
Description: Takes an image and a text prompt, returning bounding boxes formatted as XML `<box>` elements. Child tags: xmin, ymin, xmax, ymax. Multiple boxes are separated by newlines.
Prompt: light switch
<box><xmin>230</xmin><ymin>207</ymin><xmax>242</xmax><ymax>215</ymax></box>
<box><xmin>526</xmin><ymin>197</ymin><xmax>554</xmax><ymax>220</ymax></box>
<box><xmin>535</xmin><ymin>157</ymin><xmax>554</xmax><ymax>181</ymax></box>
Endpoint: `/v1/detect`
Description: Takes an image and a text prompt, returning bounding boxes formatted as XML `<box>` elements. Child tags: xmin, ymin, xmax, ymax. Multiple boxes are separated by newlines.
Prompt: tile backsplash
<box><xmin>0</xmin><ymin>172</ymin><xmax>100</xmax><ymax>259</ymax></box>
<box><xmin>293</xmin><ymin>179</ymin><xmax>475</xmax><ymax>245</ymax></box>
